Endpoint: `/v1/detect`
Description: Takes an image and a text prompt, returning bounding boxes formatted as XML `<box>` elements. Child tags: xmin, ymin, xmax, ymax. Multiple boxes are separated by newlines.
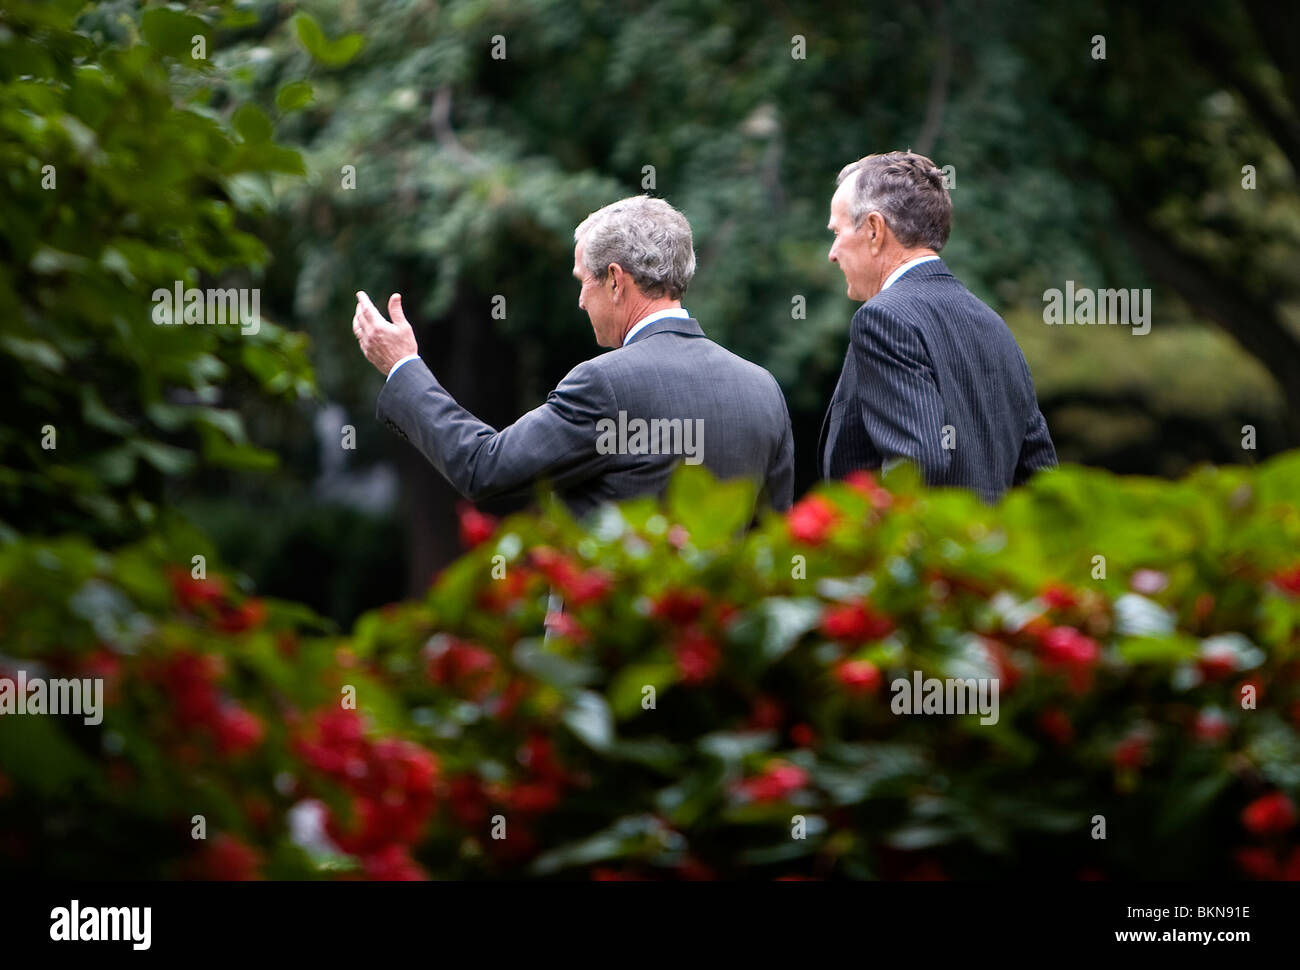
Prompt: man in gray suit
<box><xmin>351</xmin><ymin>195</ymin><xmax>794</xmax><ymax>518</ymax></box>
<box><xmin>820</xmin><ymin>151</ymin><xmax>1057</xmax><ymax>502</ymax></box>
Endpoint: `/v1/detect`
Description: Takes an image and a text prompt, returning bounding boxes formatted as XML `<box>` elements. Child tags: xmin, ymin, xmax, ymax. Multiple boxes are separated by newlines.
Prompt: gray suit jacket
<box><xmin>818</xmin><ymin>258</ymin><xmax>1057</xmax><ymax>502</ymax></box>
<box><xmin>378</xmin><ymin>316</ymin><xmax>794</xmax><ymax>518</ymax></box>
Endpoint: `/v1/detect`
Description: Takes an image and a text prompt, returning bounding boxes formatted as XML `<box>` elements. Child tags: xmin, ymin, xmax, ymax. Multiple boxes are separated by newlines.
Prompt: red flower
<box><xmin>739</xmin><ymin>762</ymin><xmax>809</xmax><ymax>803</ymax></box>
<box><xmin>215</xmin><ymin>598</ymin><xmax>267</xmax><ymax>633</ymax></box>
<box><xmin>156</xmin><ymin>652</ymin><xmax>223</xmax><ymax>729</ymax></box>
<box><xmin>1038</xmin><ymin>626</ymin><xmax>1100</xmax><ymax>667</ymax></box>
<box><xmin>426</xmin><ymin>638</ymin><xmax>498</xmax><ymax>697</ymax></box>
<box><xmin>1241</xmin><ymin>792</ymin><xmax>1297</xmax><ymax>836</ymax></box>
<box><xmin>787</xmin><ymin>495</ymin><xmax>838</xmax><ymax>544</ymax></box>
<box><xmin>1112</xmin><ymin>735</ymin><xmax>1147</xmax><ymax>770</ymax></box>
<box><xmin>1198</xmin><ymin>642</ymin><xmax>1238</xmax><ymax>681</ymax></box>
<box><xmin>1040</xmin><ymin>583</ymin><xmax>1080</xmax><ymax>611</ymax></box>
<box><xmin>1234</xmin><ymin>847</ymin><xmax>1280</xmax><ymax>880</ymax></box>
<box><xmin>748</xmin><ymin>696</ymin><xmax>784</xmax><ymax>730</ymax></box>
<box><xmin>834</xmin><ymin>659</ymin><xmax>882</xmax><ymax>694</ymax></box>
<box><xmin>675</xmin><ymin>856</ymin><xmax>717</xmax><ymax>880</ymax></box>
<box><xmin>168</xmin><ymin>568</ymin><xmax>226</xmax><ymax>612</ymax></box>
<box><xmin>446</xmin><ymin>774</ymin><xmax>490</xmax><ymax>828</ymax></box>
<box><xmin>457</xmin><ymin>502</ymin><xmax>498</xmax><ymax>549</ymax></box>
<box><xmin>213</xmin><ymin>705</ymin><xmax>264</xmax><ymax>755</ymax></box>
<box><xmin>505</xmin><ymin>781</ymin><xmax>562</xmax><ymax>816</ymax></box>
<box><xmin>529</xmin><ymin>547</ymin><xmax>613</xmax><ymax>607</ymax></box>
<box><xmin>544</xmin><ymin>610</ymin><xmax>588</xmax><ymax>643</ymax></box>
<box><xmin>479</xmin><ymin>568</ymin><xmax>531</xmax><ymax>611</ymax></box>
<box><xmin>1271</xmin><ymin>564</ymin><xmax>1300</xmax><ymax>597</ymax></box>
<box><xmin>844</xmin><ymin>470</ymin><xmax>893</xmax><ymax>509</ymax></box>
<box><xmin>79</xmin><ymin>648</ymin><xmax>123</xmax><ymax>703</ymax></box>
<box><xmin>982</xmin><ymin>637</ymin><xmax>1021</xmax><ymax>692</ymax></box>
<box><xmin>190</xmin><ymin>834</ymin><xmax>261</xmax><ymax>881</ymax></box>
<box><xmin>1284</xmin><ymin>848</ymin><xmax>1300</xmax><ymax>881</ymax></box>
<box><xmin>1192</xmin><ymin>709</ymin><xmax>1230</xmax><ymax>743</ymax></box>
<box><xmin>518</xmin><ymin>733</ymin><xmax>568</xmax><ymax>784</ymax></box>
<box><xmin>673</xmin><ymin>628</ymin><xmax>721</xmax><ymax>685</ymax></box>
<box><xmin>651</xmin><ymin>588</ymin><xmax>709</xmax><ymax>625</ymax></box>
<box><xmin>789</xmin><ymin>723</ymin><xmax>816</xmax><ymax>747</ymax></box>
<box><xmin>820</xmin><ymin>600</ymin><xmax>894</xmax><ymax>642</ymax></box>
<box><xmin>363</xmin><ymin>844</ymin><xmax>427</xmax><ymax>881</ymax></box>
<box><xmin>1037</xmin><ymin>707</ymin><xmax>1073</xmax><ymax>746</ymax></box>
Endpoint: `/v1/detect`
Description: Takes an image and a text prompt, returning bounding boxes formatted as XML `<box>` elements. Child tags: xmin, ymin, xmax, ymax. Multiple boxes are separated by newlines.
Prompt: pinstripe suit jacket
<box><xmin>377</xmin><ymin>316</ymin><xmax>795</xmax><ymax>519</ymax></box>
<box><xmin>817</xmin><ymin>259</ymin><xmax>1056</xmax><ymax>501</ymax></box>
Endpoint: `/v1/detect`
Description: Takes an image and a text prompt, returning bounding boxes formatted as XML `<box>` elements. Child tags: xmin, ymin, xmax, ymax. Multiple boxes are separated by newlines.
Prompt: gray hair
<box><xmin>836</xmin><ymin>151</ymin><xmax>952</xmax><ymax>251</ymax></box>
<box><xmin>574</xmin><ymin>196</ymin><xmax>696</xmax><ymax>300</ymax></box>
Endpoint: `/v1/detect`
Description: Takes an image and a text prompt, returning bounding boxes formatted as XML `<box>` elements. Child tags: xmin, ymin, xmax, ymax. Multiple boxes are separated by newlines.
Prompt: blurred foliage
<box><xmin>0</xmin><ymin>0</ymin><xmax>316</xmax><ymax>543</ymax></box>
<box><xmin>3</xmin><ymin>458</ymin><xmax>1299</xmax><ymax>879</ymax></box>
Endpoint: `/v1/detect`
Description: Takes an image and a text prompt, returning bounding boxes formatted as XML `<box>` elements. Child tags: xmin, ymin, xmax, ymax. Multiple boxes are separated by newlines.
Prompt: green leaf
<box><xmin>275</xmin><ymin>81</ymin><xmax>314</xmax><ymax>113</ymax></box>
<box><xmin>607</xmin><ymin>661</ymin><xmax>676</xmax><ymax>719</ymax></box>
<box><xmin>292</xmin><ymin>12</ymin><xmax>366</xmax><ymax>67</ymax></box>
<box><xmin>233</xmin><ymin>103</ymin><xmax>273</xmax><ymax>144</ymax></box>
<box><xmin>140</xmin><ymin>9</ymin><xmax>209</xmax><ymax>63</ymax></box>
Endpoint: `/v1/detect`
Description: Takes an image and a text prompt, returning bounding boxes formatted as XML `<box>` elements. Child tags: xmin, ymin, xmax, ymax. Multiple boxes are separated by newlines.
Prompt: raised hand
<box><xmin>352</xmin><ymin>290</ymin><xmax>419</xmax><ymax>376</ymax></box>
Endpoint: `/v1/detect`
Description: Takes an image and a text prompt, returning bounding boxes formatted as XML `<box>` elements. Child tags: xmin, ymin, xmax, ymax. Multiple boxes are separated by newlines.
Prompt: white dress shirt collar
<box><xmin>623</xmin><ymin>307</ymin><xmax>689</xmax><ymax>346</ymax></box>
<box><xmin>881</xmin><ymin>254</ymin><xmax>941</xmax><ymax>291</ymax></box>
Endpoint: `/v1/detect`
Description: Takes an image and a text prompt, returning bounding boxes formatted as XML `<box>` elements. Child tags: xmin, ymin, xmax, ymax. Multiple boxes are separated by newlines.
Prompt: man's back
<box><xmin>577</xmin><ymin>316</ymin><xmax>793</xmax><ymax>514</ymax></box>
<box><xmin>819</xmin><ymin>259</ymin><xmax>1055</xmax><ymax>501</ymax></box>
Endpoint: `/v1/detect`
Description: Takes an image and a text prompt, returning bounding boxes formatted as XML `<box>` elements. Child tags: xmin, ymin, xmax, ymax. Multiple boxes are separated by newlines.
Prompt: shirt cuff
<box><xmin>386</xmin><ymin>354</ymin><xmax>421</xmax><ymax>381</ymax></box>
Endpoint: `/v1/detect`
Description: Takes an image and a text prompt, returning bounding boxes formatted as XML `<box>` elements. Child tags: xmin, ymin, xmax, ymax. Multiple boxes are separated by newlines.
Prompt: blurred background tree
<box><xmin>3</xmin><ymin>0</ymin><xmax>1295</xmax><ymax>626</ymax></box>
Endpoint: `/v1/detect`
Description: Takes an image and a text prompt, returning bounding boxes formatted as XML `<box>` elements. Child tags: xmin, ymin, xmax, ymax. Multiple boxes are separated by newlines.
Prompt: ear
<box><xmin>865</xmin><ymin>212</ymin><xmax>888</xmax><ymax>254</ymax></box>
<box><xmin>607</xmin><ymin>262</ymin><xmax>625</xmax><ymax>299</ymax></box>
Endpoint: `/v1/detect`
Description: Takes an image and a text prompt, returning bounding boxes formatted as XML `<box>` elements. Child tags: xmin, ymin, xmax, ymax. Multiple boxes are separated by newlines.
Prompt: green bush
<box><xmin>2</xmin><ymin>456</ymin><xmax>1299</xmax><ymax>879</ymax></box>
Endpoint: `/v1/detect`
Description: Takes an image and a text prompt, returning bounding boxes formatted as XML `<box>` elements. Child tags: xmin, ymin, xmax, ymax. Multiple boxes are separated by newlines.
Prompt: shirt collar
<box><xmin>881</xmin><ymin>254</ymin><xmax>941</xmax><ymax>291</ymax></box>
<box><xmin>622</xmin><ymin>307</ymin><xmax>689</xmax><ymax>346</ymax></box>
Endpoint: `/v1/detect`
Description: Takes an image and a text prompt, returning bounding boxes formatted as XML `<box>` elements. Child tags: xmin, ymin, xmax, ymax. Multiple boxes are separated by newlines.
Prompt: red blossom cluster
<box><xmin>529</xmin><ymin>547</ymin><xmax>614</xmax><ymax>606</ymax></box>
<box><xmin>736</xmin><ymin>761</ymin><xmax>810</xmax><ymax>803</ymax></box>
<box><xmin>673</xmin><ymin>628</ymin><xmax>721</xmax><ymax>684</ymax></box>
<box><xmin>185</xmin><ymin>832</ymin><xmax>263</xmax><ymax>881</ymax></box>
<box><xmin>844</xmin><ymin>470</ymin><xmax>894</xmax><ymax>510</ymax></box>
<box><xmin>151</xmin><ymin>651</ymin><xmax>264</xmax><ymax>756</ymax></box>
<box><xmin>443</xmin><ymin>733</ymin><xmax>574</xmax><ymax>866</ymax></box>
<box><xmin>167</xmin><ymin>567</ymin><xmax>268</xmax><ymax>633</ymax></box>
<box><xmin>820</xmin><ymin>599</ymin><xmax>894</xmax><ymax>642</ymax></box>
<box><xmin>293</xmin><ymin>708</ymin><xmax>438</xmax><ymax>879</ymax></box>
<box><xmin>1270</xmin><ymin>564</ymin><xmax>1300</xmax><ymax>597</ymax></box>
<box><xmin>786</xmin><ymin>495</ymin><xmax>838</xmax><ymax>544</ymax></box>
<box><xmin>457</xmin><ymin>501</ymin><xmax>498</xmax><ymax>549</ymax></box>
<box><xmin>1236</xmin><ymin>791</ymin><xmax>1300</xmax><ymax>880</ymax></box>
<box><xmin>426</xmin><ymin>637</ymin><xmax>498</xmax><ymax>700</ymax></box>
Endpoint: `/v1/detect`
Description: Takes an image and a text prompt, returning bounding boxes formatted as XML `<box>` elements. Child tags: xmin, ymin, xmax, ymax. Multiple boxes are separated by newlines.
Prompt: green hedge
<box><xmin>2</xmin><ymin>456</ymin><xmax>1300</xmax><ymax>879</ymax></box>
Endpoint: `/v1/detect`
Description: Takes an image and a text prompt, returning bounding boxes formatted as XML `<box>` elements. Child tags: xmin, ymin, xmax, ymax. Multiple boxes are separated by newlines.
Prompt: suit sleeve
<box><xmin>1013</xmin><ymin>407</ymin><xmax>1058</xmax><ymax>485</ymax></box>
<box><xmin>764</xmin><ymin>377</ymin><xmax>795</xmax><ymax>511</ymax></box>
<box><xmin>849</xmin><ymin>302</ymin><xmax>951</xmax><ymax>484</ymax></box>
<box><xmin>376</xmin><ymin>357</ymin><xmax>617</xmax><ymax>501</ymax></box>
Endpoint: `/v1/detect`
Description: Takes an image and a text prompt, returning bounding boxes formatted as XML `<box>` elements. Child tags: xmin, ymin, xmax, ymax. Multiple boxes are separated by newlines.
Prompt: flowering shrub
<box><xmin>2</xmin><ymin>455</ymin><xmax>1299</xmax><ymax>879</ymax></box>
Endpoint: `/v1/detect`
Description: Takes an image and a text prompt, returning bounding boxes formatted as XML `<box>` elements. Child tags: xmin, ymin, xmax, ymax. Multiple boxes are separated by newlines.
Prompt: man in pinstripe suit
<box><xmin>819</xmin><ymin>151</ymin><xmax>1057</xmax><ymax>502</ymax></box>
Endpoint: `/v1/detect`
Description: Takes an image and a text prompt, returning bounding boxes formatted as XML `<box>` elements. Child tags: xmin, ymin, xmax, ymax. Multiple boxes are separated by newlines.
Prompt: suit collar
<box><xmin>887</xmin><ymin>256</ymin><xmax>953</xmax><ymax>286</ymax></box>
<box><xmin>624</xmin><ymin>315</ymin><xmax>705</xmax><ymax>345</ymax></box>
